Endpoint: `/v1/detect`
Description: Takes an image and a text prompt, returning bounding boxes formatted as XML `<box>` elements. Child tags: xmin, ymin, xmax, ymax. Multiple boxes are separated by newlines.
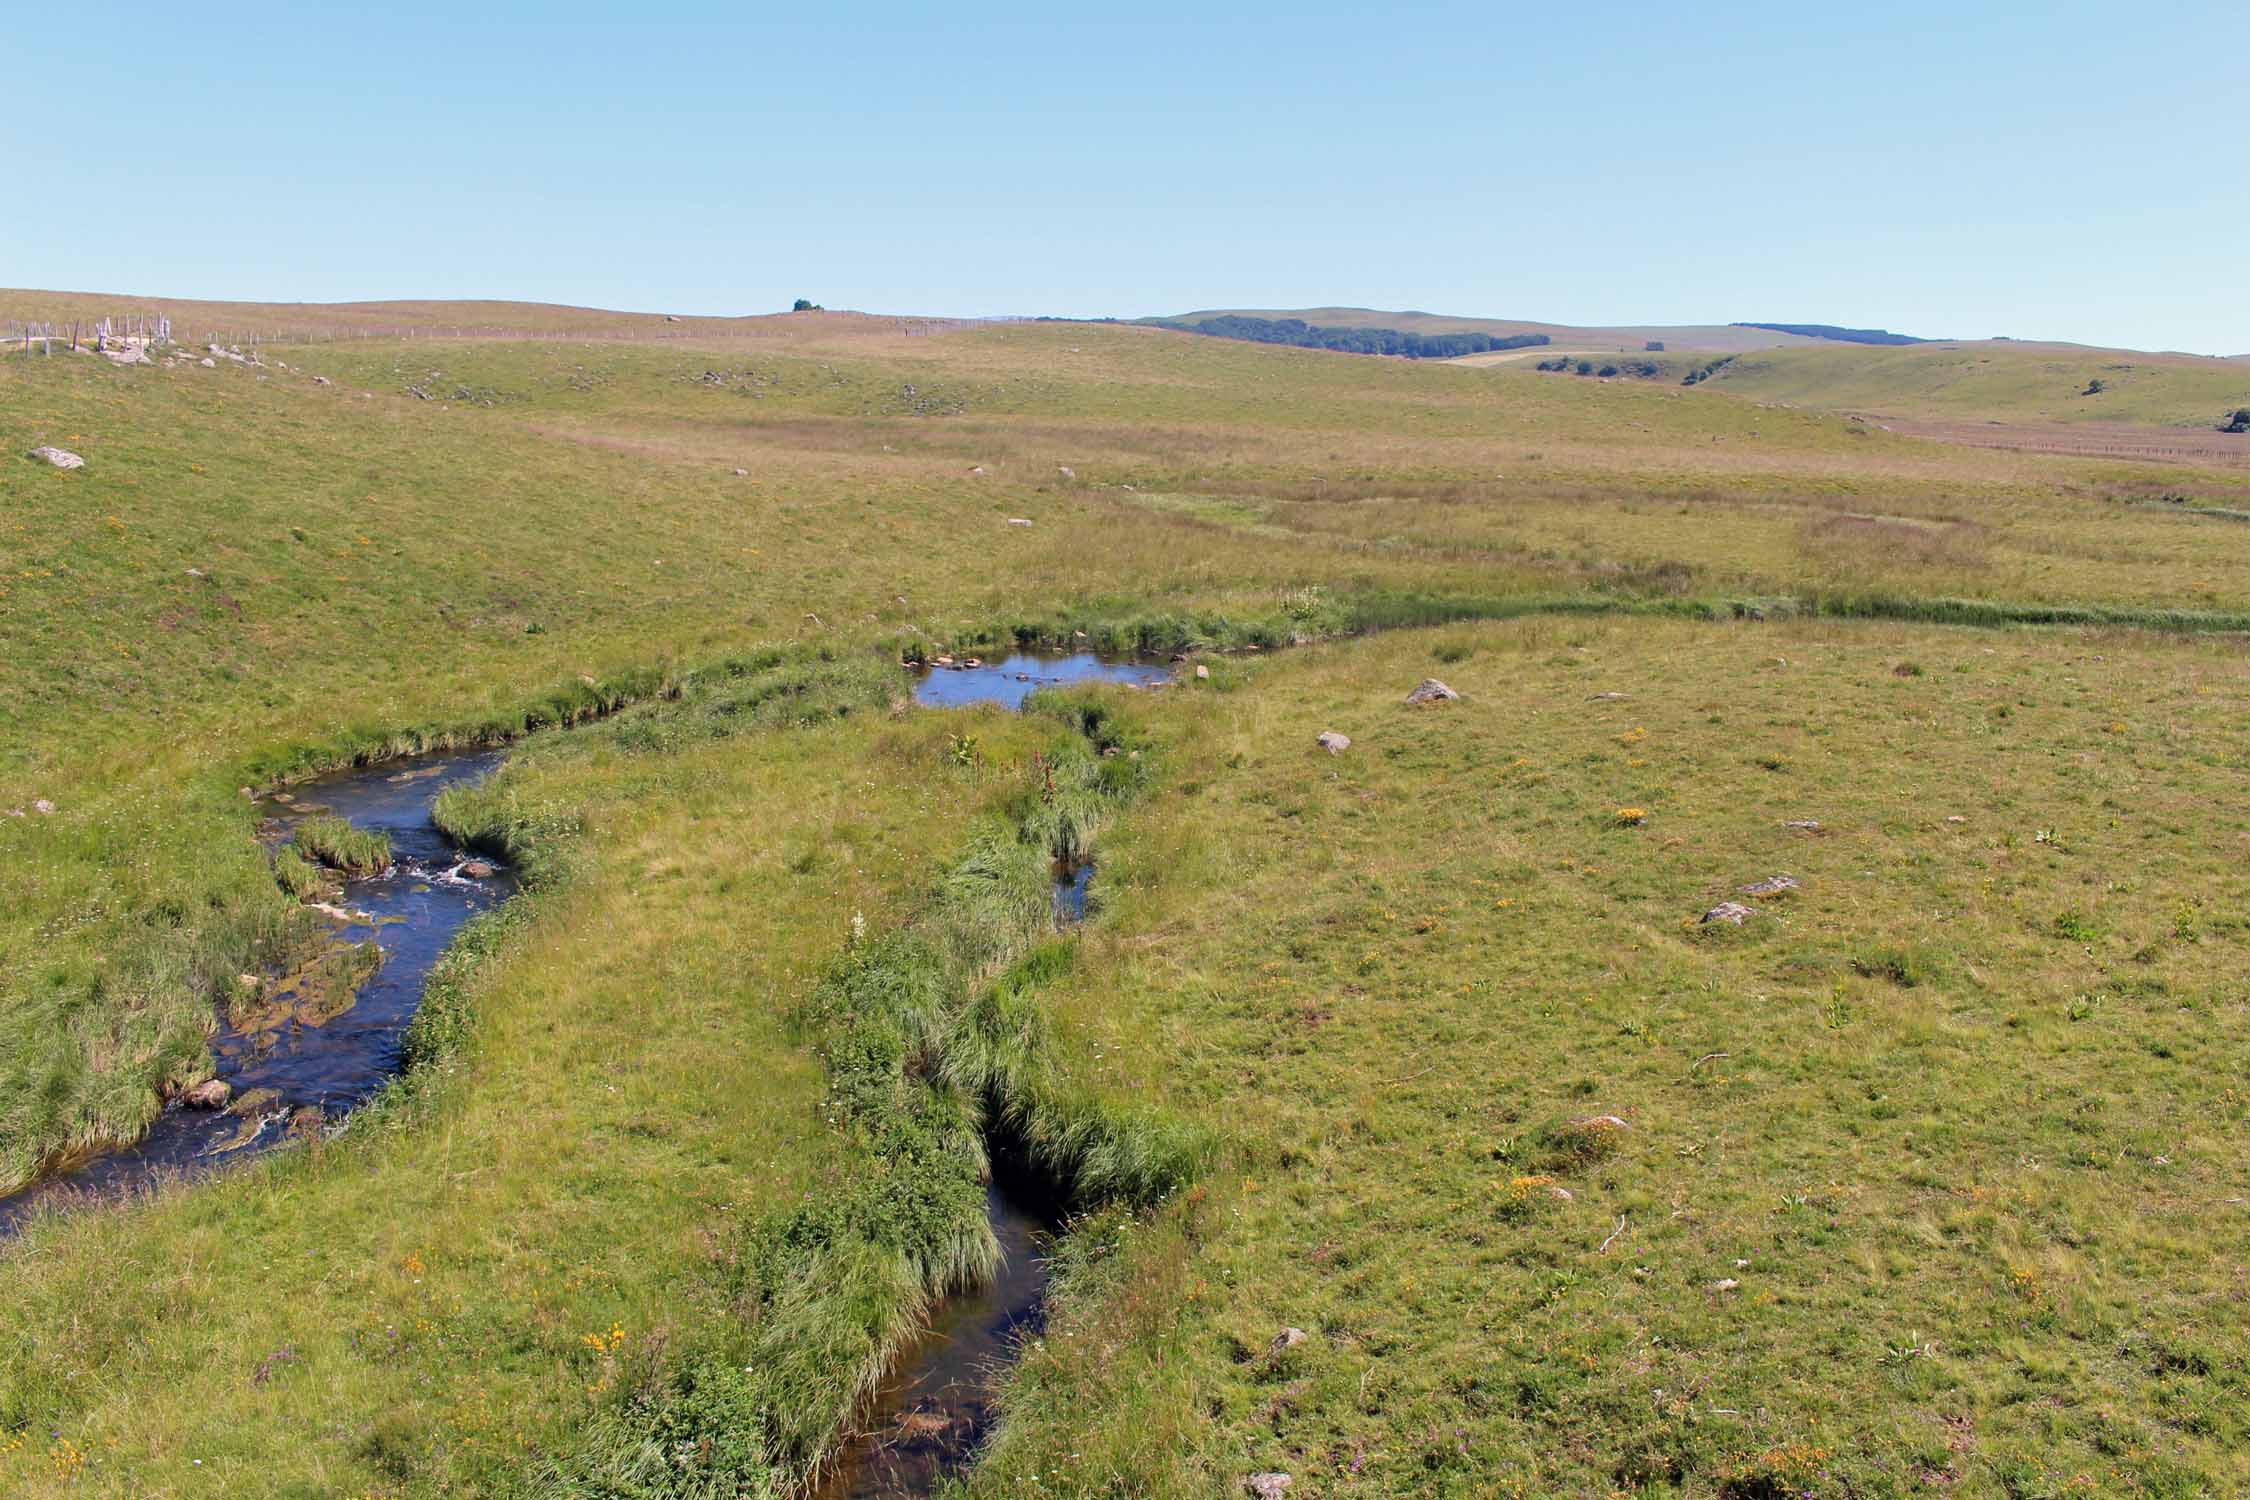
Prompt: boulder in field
<box><xmin>29</xmin><ymin>446</ymin><xmax>84</xmax><ymax>470</ymax></box>
<box><xmin>1701</xmin><ymin>901</ymin><xmax>1757</xmax><ymax>925</ymax></box>
<box><xmin>1246</xmin><ymin>1476</ymin><xmax>1292</xmax><ymax>1499</ymax></box>
<box><xmin>1315</xmin><ymin>731</ymin><xmax>1350</xmax><ymax>755</ymax></box>
<box><xmin>1404</xmin><ymin>678</ymin><xmax>1459</xmax><ymax>705</ymax></box>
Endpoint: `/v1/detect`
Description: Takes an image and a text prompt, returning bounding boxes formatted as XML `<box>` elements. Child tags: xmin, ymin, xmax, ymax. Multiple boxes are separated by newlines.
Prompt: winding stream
<box><xmin>0</xmin><ymin>750</ymin><xmax>511</xmax><ymax>1236</ymax></box>
<box><xmin>1</xmin><ymin>649</ymin><xmax>1169</xmax><ymax>1496</ymax></box>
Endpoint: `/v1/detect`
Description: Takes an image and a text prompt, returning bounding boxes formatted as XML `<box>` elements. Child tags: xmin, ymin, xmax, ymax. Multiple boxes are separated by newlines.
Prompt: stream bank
<box><xmin>0</xmin><ymin>750</ymin><xmax>512</xmax><ymax>1237</ymax></box>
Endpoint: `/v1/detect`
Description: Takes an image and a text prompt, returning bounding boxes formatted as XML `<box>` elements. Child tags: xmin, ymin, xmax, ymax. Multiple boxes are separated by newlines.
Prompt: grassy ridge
<box><xmin>1706</xmin><ymin>342</ymin><xmax>2250</xmax><ymax>427</ymax></box>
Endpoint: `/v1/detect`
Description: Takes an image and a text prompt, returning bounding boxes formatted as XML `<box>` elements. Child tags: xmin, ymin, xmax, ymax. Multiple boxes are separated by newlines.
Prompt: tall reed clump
<box><xmin>291</xmin><ymin>816</ymin><xmax>391</xmax><ymax>875</ymax></box>
<box><xmin>546</xmin><ymin>688</ymin><xmax>1210</xmax><ymax>1498</ymax></box>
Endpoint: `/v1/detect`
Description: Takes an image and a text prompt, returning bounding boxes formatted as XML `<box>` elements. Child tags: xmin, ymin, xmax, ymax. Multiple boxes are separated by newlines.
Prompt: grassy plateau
<box><xmin>1</xmin><ymin>301</ymin><xmax>2247</xmax><ymax>1498</ymax></box>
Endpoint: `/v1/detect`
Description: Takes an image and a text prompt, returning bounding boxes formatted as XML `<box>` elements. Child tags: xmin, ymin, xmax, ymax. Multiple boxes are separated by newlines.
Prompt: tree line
<box><xmin>1166</xmin><ymin>316</ymin><xmax>1550</xmax><ymax>360</ymax></box>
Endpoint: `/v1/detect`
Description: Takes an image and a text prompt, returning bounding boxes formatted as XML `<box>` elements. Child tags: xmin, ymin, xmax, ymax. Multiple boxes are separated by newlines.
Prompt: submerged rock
<box><xmin>1315</xmin><ymin>731</ymin><xmax>1350</xmax><ymax>755</ymax></box>
<box><xmin>459</xmin><ymin>859</ymin><xmax>498</xmax><ymax>880</ymax></box>
<box><xmin>1404</xmin><ymin>678</ymin><xmax>1460</xmax><ymax>705</ymax></box>
<box><xmin>181</xmin><ymin>1078</ymin><xmax>231</xmax><ymax>1109</ymax></box>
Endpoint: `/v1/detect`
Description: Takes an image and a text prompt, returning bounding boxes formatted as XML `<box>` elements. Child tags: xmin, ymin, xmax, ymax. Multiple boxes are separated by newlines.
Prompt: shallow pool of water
<box><xmin>0</xmin><ymin>749</ymin><xmax>511</xmax><ymax>1235</ymax></box>
<box><xmin>912</xmin><ymin>651</ymin><xmax>1170</xmax><ymax>711</ymax></box>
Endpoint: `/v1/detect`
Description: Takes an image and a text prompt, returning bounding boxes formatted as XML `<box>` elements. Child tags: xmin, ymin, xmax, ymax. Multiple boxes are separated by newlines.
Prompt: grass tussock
<box><xmin>291</xmin><ymin>815</ymin><xmax>391</xmax><ymax>875</ymax></box>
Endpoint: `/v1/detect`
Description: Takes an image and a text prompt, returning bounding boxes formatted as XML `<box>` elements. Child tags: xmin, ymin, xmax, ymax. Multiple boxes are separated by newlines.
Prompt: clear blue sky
<box><xmin>7</xmin><ymin>1</ymin><xmax>2246</xmax><ymax>353</ymax></box>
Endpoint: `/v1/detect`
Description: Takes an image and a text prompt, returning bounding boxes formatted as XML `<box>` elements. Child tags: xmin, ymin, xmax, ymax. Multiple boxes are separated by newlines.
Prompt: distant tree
<box><xmin>2223</xmin><ymin>408</ymin><xmax>2250</xmax><ymax>434</ymax></box>
<box><xmin>791</xmin><ymin>298</ymin><xmax>822</xmax><ymax>312</ymax></box>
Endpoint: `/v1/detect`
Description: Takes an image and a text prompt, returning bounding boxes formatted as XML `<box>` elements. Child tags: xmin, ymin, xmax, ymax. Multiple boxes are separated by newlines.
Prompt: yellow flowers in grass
<box><xmin>580</xmin><ymin>1321</ymin><xmax>628</xmax><ymax>1353</ymax></box>
<box><xmin>1493</xmin><ymin>1174</ymin><xmax>1567</xmax><ymax>1223</ymax></box>
<box><xmin>1614</xmin><ymin>807</ymin><xmax>1647</xmax><ymax>826</ymax></box>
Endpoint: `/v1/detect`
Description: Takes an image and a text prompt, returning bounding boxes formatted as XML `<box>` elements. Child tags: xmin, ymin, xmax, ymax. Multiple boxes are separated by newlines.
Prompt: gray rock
<box><xmin>312</xmin><ymin>375</ymin><xmax>332</xmax><ymax>386</ymax></box>
<box><xmin>1268</xmin><ymin>1327</ymin><xmax>1308</xmax><ymax>1356</ymax></box>
<box><xmin>1404</xmin><ymin>678</ymin><xmax>1460</xmax><ymax>705</ymax></box>
<box><xmin>1245</xmin><ymin>1477</ymin><xmax>1292</xmax><ymax>1500</ymax></box>
<box><xmin>1701</xmin><ymin>901</ymin><xmax>1757</xmax><ymax>925</ymax></box>
<box><xmin>1195</xmin><ymin>664</ymin><xmax>1210</xmax><ymax>680</ymax></box>
<box><xmin>1782</xmin><ymin>819</ymin><xmax>1822</xmax><ymax>832</ymax></box>
<box><xmin>459</xmin><ymin>860</ymin><xmax>498</xmax><ymax>880</ymax></box>
<box><xmin>732</xmin><ymin>467</ymin><xmax>748</xmax><ymax>476</ymax></box>
<box><xmin>1007</xmin><ymin>517</ymin><xmax>1033</xmax><ymax>527</ymax></box>
<box><xmin>29</xmin><ymin>445</ymin><xmax>84</xmax><ymax>470</ymax></box>
<box><xmin>1737</xmin><ymin>874</ymin><xmax>1798</xmax><ymax>898</ymax></box>
<box><xmin>1315</xmin><ymin>731</ymin><xmax>1350</xmax><ymax>755</ymax></box>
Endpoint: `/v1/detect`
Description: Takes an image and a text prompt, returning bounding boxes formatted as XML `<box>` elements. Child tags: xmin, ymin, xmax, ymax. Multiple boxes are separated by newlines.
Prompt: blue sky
<box><xmin>6</xmin><ymin>2</ymin><xmax>2246</xmax><ymax>353</ymax></box>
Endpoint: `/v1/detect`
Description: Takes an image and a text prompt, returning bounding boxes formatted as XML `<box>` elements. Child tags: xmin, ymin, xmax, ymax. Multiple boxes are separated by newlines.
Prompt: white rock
<box><xmin>29</xmin><ymin>446</ymin><xmax>84</xmax><ymax>470</ymax></box>
<box><xmin>1315</xmin><ymin>731</ymin><xmax>1350</xmax><ymax>755</ymax></box>
<box><xmin>1007</xmin><ymin>517</ymin><xmax>1033</xmax><ymax>527</ymax></box>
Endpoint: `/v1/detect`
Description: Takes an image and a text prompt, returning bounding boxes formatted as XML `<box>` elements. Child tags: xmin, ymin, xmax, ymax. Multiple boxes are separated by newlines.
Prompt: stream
<box><xmin>1</xmin><ymin>650</ymin><xmax>1168</xmax><ymax>1496</ymax></box>
<box><xmin>0</xmin><ymin>750</ymin><xmax>511</xmax><ymax>1236</ymax></box>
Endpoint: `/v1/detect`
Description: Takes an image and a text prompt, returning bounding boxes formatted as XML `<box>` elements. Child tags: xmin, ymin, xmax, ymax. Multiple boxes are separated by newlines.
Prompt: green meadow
<box><xmin>2</xmin><ymin>311</ymin><xmax>2247</xmax><ymax>1497</ymax></box>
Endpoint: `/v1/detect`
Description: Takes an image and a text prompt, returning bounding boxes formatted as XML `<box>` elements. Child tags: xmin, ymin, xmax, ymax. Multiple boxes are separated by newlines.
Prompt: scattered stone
<box><xmin>1268</xmin><ymin>1327</ymin><xmax>1309</xmax><ymax>1357</ymax></box>
<box><xmin>287</xmin><ymin>1105</ymin><xmax>325</xmax><ymax>1139</ymax></box>
<box><xmin>1007</xmin><ymin>517</ymin><xmax>1033</xmax><ymax>526</ymax></box>
<box><xmin>1700</xmin><ymin>901</ymin><xmax>1757</xmax><ymax>925</ymax></box>
<box><xmin>182</xmin><ymin>1078</ymin><xmax>231</xmax><ymax>1109</ymax></box>
<box><xmin>732</xmin><ymin>467</ymin><xmax>748</xmax><ymax>476</ymax></box>
<box><xmin>1315</xmin><ymin>731</ymin><xmax>1351</xmax><ymax>755</ymax></box>
<box><xmin>968</xmin><ymin>465</ymin><xmax>988</xmax><ymax>476</ymax></box>
<box><xmin>1782</xmin><ymin>819</ymin><xmax>1822</xmax><ymax>832</ymax></box>
<box><xmin>1057</xmin><ymin>465</ymin><xmax>1075</xmax><ymax>479</ymax></box>
<box><xmin>1576</xmin><ymin>1114</ymin><xmax>1631</xmax><ymax>1131</ymax></box>
<box><xmin>228</xmin><ymin>1087</ymin><xmax>282</xmax><ymax>1117</ymax></box>
<box><xmin>200</xmin><ymin>357</ymin><xmax>217</xmax><ymax>367</ymax></box>
<box><xmin>1738</xmin><ymin>874</ymin><xmax>1799</xmax><ymax>898</ymax></box>
<box><xmin>29</xmin><ymin>445</ymin><xmax>84</xmax><ymax>470</ymax></box>
<box><xmin>1404</xmin><ymin>678</ymin><xmax>1460</xmax><ymax>705</ymax></box>
<box><xmin>31</xmin><ymin>798</ymin><xmax>55</xmax><ymax>815</ymax></box>
<box><xmin>1945</xmin><ymin>815</ymin><xmax>1967</xmax><ymax>824</ymax></box>
<box><xmin>1549</xmin><ymin>1184</ymin><xmax>1575</xmax><ymax>1201</ymax></box>
<box><xmin>1195</xmin><ymin>664</ymin><xmax>1210</xmax><ymax>680</ymax></box>
<box><xmin>1588</xmin><ymin>691</ymin><xmax>1630</xmax><ymax>701</ymax></box>
<box><xmin>1712</xmin><ymin>1277</ymin><xmax>1740</xmax><ymax>1292</ymax></box>
<box><xmin>459</xmin><ymin>860</ymin><xmax>498</xmax><ymax>880</ymax></box>
<box><xmin>1245</xmin><ymin>1476</ymin><xmax>1292</xmax><ymax>1500</ymax></box>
